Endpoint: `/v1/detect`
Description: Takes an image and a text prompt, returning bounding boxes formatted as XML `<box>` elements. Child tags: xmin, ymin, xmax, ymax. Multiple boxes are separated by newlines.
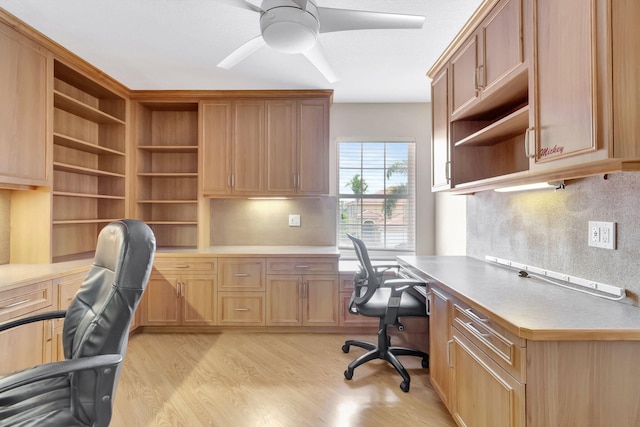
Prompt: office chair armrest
<box><xmin>0</xmin><ymin>354</ymin><xmax>123</xmax><ymax>394</ymax></box>
<box><xmin>0</xmin><ymin>310</ymin><xmax>67</xmax><ymax>332</ymax></box>
<box><xmin>382</xmin><ymin>279</ymin><xmax>426</xmax><ymax>325</ymax></box>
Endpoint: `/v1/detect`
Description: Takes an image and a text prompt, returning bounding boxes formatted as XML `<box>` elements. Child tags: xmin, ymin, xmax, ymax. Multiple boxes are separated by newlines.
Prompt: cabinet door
<box><xmin>481</xmin><ymin>0</ymin><xmax>525</xmax><ymax>94</ymax></box>
<box><xmin>142</xmin><ymin>275</ymin><xmax>180</xmax><ymax>325</ymax></box>
<box><xmin>450</xmin><ymin>34</ymin><xmax>480</xmax><ymax>119</ymax></box>
<box><xmin>0</xmin><ymin>23</ymin><xmax>50</xmax><ymax>187</ymax></box>
<box><xmin>200</xmin><ymin>101</ymin><xmax>232</xmax><ymax>195</ymax></box>
<box><xmin>451</xmin><ymin>331</ymin><xmax>525</xmax><ymax>427</ymax></box>
<box><xmin>429</xmin><ymin>288</ymin><xmax>452</xmax><ymax>409</ymax></box>
<box><xmin>303</xmin><ymin>275</ymin><xmax>338</xmax><ymax>326</ymax></box>
<box><xmin>182</xmin><ymin>277</ymin><xmax>216</xmax><ymax>325</ymax></box>
<box><xmin>531</xmin><ymin>0</ymin><xmax>599</xmax><ymax>165</ymax></box>
<box><xmin>232</xmin><ymin>100</ymin><xmax>265</xmax><ymax>195</ymax></box>
<box><xmin>265</xmin><ymin>100</ymin><xmax>297</xmax><ymax>194</ymax></box>
<box><xmin>266</xmin><ymin>275</ymin><xmax>302</xmax><ymax>326</ymax></box>
<box><xmin>0</xmin><ymin>320</ymin><xmax>46</xmax><ymax>375</ymax></box>
<box><xmin>217</xmin><ymin>292</ymin><xmax>265</xmax><ymax>326</ymax></box>
<box><xmin>297</xmin><ymin>98</ymin><xmax>329</xmax><ymax>194</ymax></box>
<box><xmin>431</xmin><ymin>67</ymin><xmax>451</xmax><ymax>191</ymax></box>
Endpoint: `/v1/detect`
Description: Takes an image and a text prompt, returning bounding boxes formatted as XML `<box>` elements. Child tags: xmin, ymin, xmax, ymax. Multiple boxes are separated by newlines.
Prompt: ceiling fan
<box><xmin>217</xmin><ymin>0</ymin><xmax>426</xmax><ymax>83</ymax></box>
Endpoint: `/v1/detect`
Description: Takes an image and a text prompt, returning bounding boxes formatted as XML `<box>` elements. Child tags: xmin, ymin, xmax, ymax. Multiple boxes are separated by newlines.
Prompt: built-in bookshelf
<box><xmin>134</xmin><ymin>102</ymin><xmax>199</xmax><ymax>248</ymax></box>
<box><xmin>51</xmin><ymin>60</ymin><xmax>127</xmax><ymax>262</ymax></box>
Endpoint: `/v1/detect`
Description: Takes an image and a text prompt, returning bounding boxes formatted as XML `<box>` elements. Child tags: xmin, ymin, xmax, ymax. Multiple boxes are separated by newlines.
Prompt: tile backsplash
<box><xmin>467</xmin><ymin>173</ymin><xmax>640</xmax><ymax>305</ymax></box>
<box><xmin>209</xmin><ymin>197</ymin><xmax>337</xmax><ymax>246</ymax></box>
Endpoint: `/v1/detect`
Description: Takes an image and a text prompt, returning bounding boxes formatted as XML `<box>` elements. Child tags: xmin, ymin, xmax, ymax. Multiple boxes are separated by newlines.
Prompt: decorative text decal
<box><xmin>539</xmin><ymin>145</ymin><xmax>564</xmax><ymax>157</ymax></box>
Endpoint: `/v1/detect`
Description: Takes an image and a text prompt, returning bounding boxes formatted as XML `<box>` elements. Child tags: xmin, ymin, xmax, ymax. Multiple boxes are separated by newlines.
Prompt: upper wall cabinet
<box><xmin>0</xmin><ymin>22</ymin><xmax>51</xmax><ymax>188</ymax></box>
<box><xmin>201</xmin><ymin>94</ymin><xmax>331</xmax><ymax>197</ymax></box>
<box><xmin>450</xmin><ymin>0</ymin><xmax>527</xmax><ymax>121</ymax></box>
<box><xmin>431</xmin><ymin>67</ymin><xmax>451</xmax><ymax>191</ymax></box>
<box><xmin>429</xmin><ymin>0</ymin><xmax>640</xmax><ymax>193</ymax></box>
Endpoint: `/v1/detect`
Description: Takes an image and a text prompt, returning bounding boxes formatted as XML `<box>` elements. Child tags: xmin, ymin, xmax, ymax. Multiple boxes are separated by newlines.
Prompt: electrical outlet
<box><xmin>288</xmin><ymin>214</ymin><xmax>300</xmax><ymax>227</ymax></box>
<box><xmin>588</xmin><ymin>221</ymin><xmax>616</xmax><ymax>250</ymax></box>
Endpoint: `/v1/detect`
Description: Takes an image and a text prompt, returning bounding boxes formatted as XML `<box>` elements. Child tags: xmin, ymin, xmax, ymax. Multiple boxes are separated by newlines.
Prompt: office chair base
<box><xmin>342</xmin><ymin>339</ymin><xmax>429</xmax><ymax>393</ymax></box>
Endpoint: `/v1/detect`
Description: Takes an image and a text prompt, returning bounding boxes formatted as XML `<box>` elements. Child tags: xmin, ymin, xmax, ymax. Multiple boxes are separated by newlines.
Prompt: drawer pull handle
<box><xmin>0</xmin><ymin>299</ymin><xmax>30</xmax><ymax>309</ymax></box>
<box><xmin>295</xmin><ymin>265</ymin><xmax>310</xmax><ymax>269</ymax></box>
<box><xmin>466</xmin><ymin>322</ymin><xmax>491</xmax><ymax>339</ymax></box>
<box><xmin>234</xmin><ymin>308</ymin><xmax>249</xmax><ymax>311</ymax></box>
<box><xmin>172</xmin><ymin>265</ymin><xmax>190</xmax><ymax>269</ymax></box>
<box><xmin>447</xmin><ymin>339</ymin><xmax>453</xmax><ymax>368</ymax></box>
<box><xmin>465</xmin><ymin>307</ymin><xmax>489</xmax><ymax>322</ymax></box>
<box><xmin>234</xmin><ymin>273</ymin><xmax>250</xmax><ymax>277</ymax></box>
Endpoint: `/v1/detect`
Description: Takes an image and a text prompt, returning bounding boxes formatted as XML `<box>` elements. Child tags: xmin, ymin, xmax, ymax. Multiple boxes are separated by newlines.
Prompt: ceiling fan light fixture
<box><xmin>260</xmin><ymin>7</ymin><xmax>320</xmax><ymax>53</ymax></box>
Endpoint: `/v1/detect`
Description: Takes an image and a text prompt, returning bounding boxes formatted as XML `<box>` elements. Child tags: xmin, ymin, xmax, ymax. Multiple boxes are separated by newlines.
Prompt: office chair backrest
<box><xmin>63</xmin><ymin>219</ymin><xmax>155</xmax><ymax>425</ymax></box>
<box><xmin>347</xmin><ymin>233</ymin><xmax>382</xmax><ymax>305</ymax></box>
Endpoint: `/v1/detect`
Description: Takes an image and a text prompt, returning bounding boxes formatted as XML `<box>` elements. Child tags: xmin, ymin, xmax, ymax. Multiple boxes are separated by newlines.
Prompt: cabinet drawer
<box><xmin>452</xmin><ymin>303</ymin><xmax>526</xmax><ymax>382</ymax></box>
<box><xmin>218</xmin><ymin>258</ymin><xmax>265</xmax><ymax>291</ymax></box>
<box><xmin>55</xmin><ymin>272</ymin><xmax>86</xmax><ymax>311</ymax></box>
<box><xmin>153</xmin><ymin>257</ymin><xmax>217</xmax><ymax>273</ymax></box>
<box><xmin>267</xmin><ymin>257</ymin><xmax>338</xmax><ymax>274</ymax></box>
<box><xmin>0</xmin><ymin>280</ymin><xmax>53</xmax><ymax>323</ymax></box>
<box><xmin>217</xmin><ymin>292</ymin><xmax>265</xmax><ymax>326</ymax></box>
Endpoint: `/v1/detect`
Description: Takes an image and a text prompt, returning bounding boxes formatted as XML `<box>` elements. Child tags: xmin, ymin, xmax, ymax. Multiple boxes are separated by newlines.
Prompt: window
<box><xmin>337</xmin><ymin>140</ymin><xmax>416</xmax><ymax>258</ymax></box>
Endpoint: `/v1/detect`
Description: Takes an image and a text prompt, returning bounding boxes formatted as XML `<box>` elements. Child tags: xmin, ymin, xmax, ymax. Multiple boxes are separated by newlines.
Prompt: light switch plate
<box><xmin>588</xmin><ymin>221</ymin><xmax>616</xmax><ymax>250</ymax></box>
<box><xmin>289</xmin><ymin>214</ymin><xmax>300</xmax><ymax>227</ymax></box>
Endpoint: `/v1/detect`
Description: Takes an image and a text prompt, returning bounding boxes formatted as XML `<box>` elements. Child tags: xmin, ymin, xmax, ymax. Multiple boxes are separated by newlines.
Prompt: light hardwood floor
<box><xmin>112</xmin><ymin>332</ymin><xmax>455</xmax><ymax>427</ymax></box>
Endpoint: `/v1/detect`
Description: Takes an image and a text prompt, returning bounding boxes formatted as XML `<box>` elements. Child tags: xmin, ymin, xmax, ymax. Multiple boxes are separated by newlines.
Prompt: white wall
<box><xmin>329</xmin><ymin>103</ymin><xmax>435</xmax><ymax>255</ymax></box>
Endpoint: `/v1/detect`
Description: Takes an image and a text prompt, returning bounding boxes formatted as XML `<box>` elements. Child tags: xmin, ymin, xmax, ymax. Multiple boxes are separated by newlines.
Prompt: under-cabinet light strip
<box><xmin>485</xmin><ymin>256</ymin><xmax>626</xmax><ymax>300</ymax></box>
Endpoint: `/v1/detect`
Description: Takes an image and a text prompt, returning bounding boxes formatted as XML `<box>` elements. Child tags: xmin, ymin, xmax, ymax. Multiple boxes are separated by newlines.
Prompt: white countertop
<box><xmin>156</xmin><ymin>245</ymin><xmax>340</xmax><ymax>257</ymax></box>
<box><xmin>398</xmin><ymin>256</ymin><xmax>640</xmax><ymax>341</ymax></box>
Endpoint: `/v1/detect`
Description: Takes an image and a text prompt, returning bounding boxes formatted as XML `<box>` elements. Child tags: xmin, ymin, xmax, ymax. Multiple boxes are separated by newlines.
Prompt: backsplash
<box><xmin>466</xmin><ymin>173</ymin><xmax>640</xmax><ymax>305</ymax></box>
<box><xmin>209</xmin><ymin>197</ymin><xmax>337</xmax><ymax>246</ymax></box>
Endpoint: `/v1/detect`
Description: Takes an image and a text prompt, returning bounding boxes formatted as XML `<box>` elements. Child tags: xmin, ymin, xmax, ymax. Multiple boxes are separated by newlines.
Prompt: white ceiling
<box><xmin>0</xmin><ymin>0</ymin><xmax>482</xmax><ymax>103</ymax></box>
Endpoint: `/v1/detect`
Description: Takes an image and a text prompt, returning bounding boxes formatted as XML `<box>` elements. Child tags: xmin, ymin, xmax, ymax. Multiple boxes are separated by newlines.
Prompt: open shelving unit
<box><xmin>134</xmin><ymin>102</ymin><xmax>199</xmax><ymax>249</ymax></box>
<box><xmin>51</xmin><ymin>60</ymin><xmax>127</xmax><ymax>262</ymax></box>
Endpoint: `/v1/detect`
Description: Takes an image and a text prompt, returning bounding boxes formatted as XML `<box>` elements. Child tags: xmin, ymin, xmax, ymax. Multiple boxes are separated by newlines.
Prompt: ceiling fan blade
<box><xmin>317</xmin><ymin>8</ymin><xmax>425</xmax><ymax>33</ymax></box>
<box><xmin>217</xmin><ymin>0</ymin><xmax>264</xmax><ymax>13</ymax></box>
<box><xmin>218</xmin><ymin>35</ymin><xmax>266</xmax><ymax>69</ymax></box>
<box><xmin>302</xmin><ymin>42</ymin><xmax>340</xmax><ymax>83</ymax></box>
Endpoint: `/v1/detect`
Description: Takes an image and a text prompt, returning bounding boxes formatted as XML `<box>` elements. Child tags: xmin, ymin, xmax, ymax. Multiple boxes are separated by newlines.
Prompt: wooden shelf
<box><xmin>54</xmin><ymin>133</ymin><xmax>124</xmax><ymax>156</ymax></box>
<box><xmin>54</xmin><ymin>91</ymin><xmax>125</xmax><ymax>125</ymax></box>
<box><xmin>53</xmin><ymin>218</ymin><xmax>121</xmax><ymax>225</ymax></box>
<box><xmin>138</xmin><ymin>145</ymin><xmax>197</xmax><ymax>153</ymax></box>
<box><xmin>455</xmin><ymin>105</ymin><xmax>529</xmax><ymax>147</ymax></box>
<box><xmin>53</xmin><ymin>162</ymin><xmax>125</xmax><ymax>178</ymax></box>
<box><xmin>145</xmin><ymin>221</ymin><xmax>198</xmax><ymax>225</ymax></box>
<box><xmin>137</xmin><ymin>172</ymin><xmax>198</xmax><ymax>177</ymax></box>
<box><xmin>53</xmin><ymin>191</ymin><xmax>125</xmax><ymax>200</ymax></box>
<box><xmin>138</xmin><ymin>199</ymin><xmax>198</xmax><ymax>204</ymax></box>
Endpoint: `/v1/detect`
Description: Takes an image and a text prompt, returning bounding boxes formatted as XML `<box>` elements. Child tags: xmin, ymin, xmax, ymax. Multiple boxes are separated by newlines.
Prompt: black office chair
<box><xmin>0</xmin><ymin>219</ymin><xmax>155</xmax><ymax>427</ymax></box>
<box><xmin>342</xmin><ymin>233</ymin><xmax>428</xmax><ymax>392</ymax></box>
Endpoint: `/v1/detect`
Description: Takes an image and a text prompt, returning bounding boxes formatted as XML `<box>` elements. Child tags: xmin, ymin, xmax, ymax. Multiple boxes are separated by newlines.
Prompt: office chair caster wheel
<box><xmin>341</xmin><ymin>344</ymin><xmax>350</xmax><ymax>353</ymax></box>
<box><xmin>422</xmin><ymin>356</ymin><xmax>429</xmax><ymax>369</ymax></box>
<box><xmin>400</xmin><ymin>381</ymin><xmax>410</xmax><ymax>392</ymax></box>
<box><xmin>344</xmin><ymin>369</ymin><xmax>353</xmax><ymax>380</ymax></box>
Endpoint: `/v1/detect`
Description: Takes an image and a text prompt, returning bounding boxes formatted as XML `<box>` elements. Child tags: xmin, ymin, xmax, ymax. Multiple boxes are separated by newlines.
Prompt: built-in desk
<box><xmin>398</xmin><ymin>256</ymin><xmax>640</xmax><ymax>427</ymax></box>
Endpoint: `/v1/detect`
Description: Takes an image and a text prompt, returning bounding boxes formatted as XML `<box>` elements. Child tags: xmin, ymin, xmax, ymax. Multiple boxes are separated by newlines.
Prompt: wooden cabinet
<box><xmin>200</xmin><ymin>100</ymin><xmax>265</xmax><ymax>196</ymax></box>
<box><xmin>450</xmin><ymin>0</ymin><xmax>527</xmax><ymax>121</ymax></box>
<box><xmin>217</xmin><ymin>257</ymin><xmax>265</xmax><ymax>326</ymax></box>
<box><xmin>141</xmin><ymin>257</ymin><xmax>217</xmax><ymax>326</ymax></box>
<box><xmin>266</xmin><ymin>257</ymin><xmax>338</xmax><ymax>327</ymax></box>
<box><xmin>0</xmin><ymin>280</ymin><xmax>53</xmax><ymax>374</ymax></box>
<box><xmin>0</xmin><ymin>22</ymin><xmax>51</xmax><ymax>188</ymax></box>
<box><xmin>428</xmin><ymin>288</ymin><xmax>452</xmax><ymax>410</ymax></box>
<box><xmin>431</xmin><ymin>67</ymin><xmax>451</xmax><ymax>191</ymax></box>
<box><xmin>338</xmin><ymin>273</ymin><xmax>379</xmax><ymax>327</ymax></box>
<box><xmin>430</xmin><ymin>0</ymin><xmax>640</xmax><ymax>193</ymax></box>
<box><xmin>133</xmin><ymin>102</ymin><xmax>199</xmax><ymax>249</ymax></box>
<box><xmin>51</xmin><ymin>271</ymin><xmax>85</xmax><ymax>362</ymax></box>
<box><xmin>428</xmin><ymin>285</ymin><xmax>525</xmax><ymax>427</ymax></box>
<box><xmin>51</xmin><ymin>60</ymin><xmax>127</xmax><ymax>261</ymax></box>
<box><xmin>201</xmin><ymin>95</ymin><xmax>330</xmax><ymax>197</ymax></box>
